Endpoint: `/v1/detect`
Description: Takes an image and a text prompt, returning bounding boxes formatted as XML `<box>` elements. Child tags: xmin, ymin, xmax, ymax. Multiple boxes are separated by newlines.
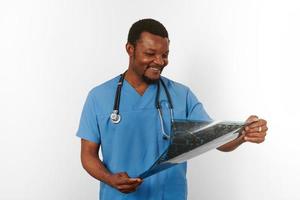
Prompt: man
<box><xmin>76</xmin><ymin>18</ymin><xmax>268</xmax><ymax>200</ymax></box>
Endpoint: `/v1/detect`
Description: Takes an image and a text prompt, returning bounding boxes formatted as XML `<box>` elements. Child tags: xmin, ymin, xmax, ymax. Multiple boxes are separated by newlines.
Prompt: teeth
<box><xmin>150</xmin><ymin>67</ymin><xmax>160</xmax><ymax>71</ymax></box>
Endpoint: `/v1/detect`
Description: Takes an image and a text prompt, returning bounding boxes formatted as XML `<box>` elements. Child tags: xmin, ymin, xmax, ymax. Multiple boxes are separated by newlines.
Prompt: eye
<box><xmin>145</xmin><ymin>52</ymin><xmax>155</xmax><ymax>56</ymax></box>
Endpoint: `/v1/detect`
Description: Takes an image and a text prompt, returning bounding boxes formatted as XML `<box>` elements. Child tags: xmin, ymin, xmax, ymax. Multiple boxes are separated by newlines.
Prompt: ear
<box><xmin>126</xmin><ymin>43</ymin><xmax>135</xmax><ymax>57</ymax></box>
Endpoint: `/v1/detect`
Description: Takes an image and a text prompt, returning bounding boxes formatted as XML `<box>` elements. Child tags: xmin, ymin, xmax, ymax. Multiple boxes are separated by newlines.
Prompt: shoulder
<box><xmin>88</xmin><ymin>75</ymin><xmax>120</xmax><ymax>98</ymax></box>
<box><xmin>161</xmin><ymin>76</ymin><xmax>203</xmax><ymax>105</ymax></box>
<box><xmin>83</xmin><ymin>75</ymin><xmax>121</xmax><ymax>114</ymax></box>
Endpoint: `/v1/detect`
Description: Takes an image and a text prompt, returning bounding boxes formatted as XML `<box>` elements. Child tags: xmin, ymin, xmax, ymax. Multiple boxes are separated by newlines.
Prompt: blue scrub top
<box><xmin>76</xmin><ymin>75</ymin><xmax>211</xmax><ymax>200</ymax></box>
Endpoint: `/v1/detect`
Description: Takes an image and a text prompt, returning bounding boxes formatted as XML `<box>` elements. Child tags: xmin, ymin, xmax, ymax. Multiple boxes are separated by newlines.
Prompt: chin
<box><xmin>142</xmin><ymin>75</ymin><xmax>160</xmax><ymax>84</ymax></box>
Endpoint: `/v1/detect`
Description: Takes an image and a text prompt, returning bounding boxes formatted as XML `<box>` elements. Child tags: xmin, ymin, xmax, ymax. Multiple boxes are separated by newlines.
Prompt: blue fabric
<box><xmin>76</xmin><ymin>75</ymin><xmax>211</xmax><ymax>200</ymax></box>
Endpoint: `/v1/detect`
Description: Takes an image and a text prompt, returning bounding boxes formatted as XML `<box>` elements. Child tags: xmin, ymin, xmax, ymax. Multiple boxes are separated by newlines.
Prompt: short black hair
<box><xmin>127</xmin><ymin>18</ymin><xmax>169</xmax><ymax>46</ymax></box>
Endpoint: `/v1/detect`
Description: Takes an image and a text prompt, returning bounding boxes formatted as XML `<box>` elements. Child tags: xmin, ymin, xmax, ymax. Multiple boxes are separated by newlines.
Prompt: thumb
<box><xmin>118</xmin><ymin>172</ymin><xmax>129</xmax><ymax>178</ymax></box>
<box><xmin>246</xmin><ymin>115</ymin><xmax>259</xmax><ymax>124</ymax></box>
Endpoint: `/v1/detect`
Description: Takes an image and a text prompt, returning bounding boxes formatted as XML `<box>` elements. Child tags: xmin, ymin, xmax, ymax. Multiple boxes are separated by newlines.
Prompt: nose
<box><xmin>153</xmin><ymin>55</ymin><xmax>164</xmax><ymax>66</ymax></box>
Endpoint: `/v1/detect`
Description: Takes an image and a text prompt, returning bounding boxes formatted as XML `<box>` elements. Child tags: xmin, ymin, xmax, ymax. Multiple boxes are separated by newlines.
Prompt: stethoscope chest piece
<box><xmin>110</xmin><ymin>110</ymin><xmax>121</xmax><ymax>124</ymax></box>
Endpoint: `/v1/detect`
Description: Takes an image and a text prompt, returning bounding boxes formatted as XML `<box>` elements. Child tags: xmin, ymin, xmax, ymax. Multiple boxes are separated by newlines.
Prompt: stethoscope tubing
<box><xmin>111</xmin><ymin>71</ymin><xmax>174</xmax><ymax>139</ymax></box>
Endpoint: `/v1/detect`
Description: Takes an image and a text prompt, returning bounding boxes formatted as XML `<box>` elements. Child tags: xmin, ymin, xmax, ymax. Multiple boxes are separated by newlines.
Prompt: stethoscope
<box><xmin>110</xmin><ymin>71</ymin><xmax>174</xmax><ymax>140</ymax></box>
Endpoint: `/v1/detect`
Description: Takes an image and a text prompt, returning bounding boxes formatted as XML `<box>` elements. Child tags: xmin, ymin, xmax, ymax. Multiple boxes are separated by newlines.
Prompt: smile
<box><xmin>148</xmin><ymin>67</ymin><xmax>161</xmax><ymax>72</ymax></box>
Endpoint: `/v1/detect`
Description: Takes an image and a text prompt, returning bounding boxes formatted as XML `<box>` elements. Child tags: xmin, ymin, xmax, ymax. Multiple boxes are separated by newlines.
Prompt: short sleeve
<box><xmin>186</xmin><ymin>89</ymin><xmax>212</xmax><ymax>122</ymax></box>
<box><xmin>76</xmin><ymin>91</ymin><xmax>101</xmax><ymax>144</ymax></box>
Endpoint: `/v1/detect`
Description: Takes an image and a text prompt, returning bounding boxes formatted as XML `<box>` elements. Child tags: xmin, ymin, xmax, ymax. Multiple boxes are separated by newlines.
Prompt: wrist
<box><xmin>236</xmin><ymin>133</ymin><xmax>246</xmax><ymax>145</ymax></box>
<box><xmin>102</xmin><ymin>172</ymin><xmax>113</xmax><ymax>186</ymax></box>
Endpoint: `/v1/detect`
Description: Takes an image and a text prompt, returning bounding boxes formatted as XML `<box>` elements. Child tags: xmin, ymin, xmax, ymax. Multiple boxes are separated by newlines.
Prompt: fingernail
<box><xmin>244</xmin><ymin>137</ymin><xmax>248</xmax><ymax>140</ymax></box>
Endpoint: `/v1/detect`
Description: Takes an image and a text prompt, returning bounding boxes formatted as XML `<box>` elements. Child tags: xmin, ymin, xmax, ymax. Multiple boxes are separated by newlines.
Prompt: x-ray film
<box><xmin>138</xmin><ymin>120</ymin><xmax>245</xmax><ymax>179</ymax></box>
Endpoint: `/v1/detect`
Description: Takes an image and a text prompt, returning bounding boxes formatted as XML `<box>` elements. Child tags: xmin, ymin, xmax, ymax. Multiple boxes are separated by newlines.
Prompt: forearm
<box><xmin>217</xmin><ymin>135</ymin><xmax>245</xmax><ymax>152</ymax></box>
<box><xmin>81</xmin><ymin>151</ymin><xmax>143</xmax><ymax>194</ymax></box>
<box><xmin>81</xmin><ymin>153</ymin><xmax>112</xmax><ymax>185</ymax></box>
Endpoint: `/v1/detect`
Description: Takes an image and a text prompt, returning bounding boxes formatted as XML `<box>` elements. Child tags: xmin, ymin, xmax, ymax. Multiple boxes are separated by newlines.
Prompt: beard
<box><xmin>142</xmin><ymin>74</ymin><xmax>160</xmax><ymax>84</ymax></box>
<box><xmin>142</xmin><ymin>66</ymin><xmax>164</xmax><ymax>84</ymax></box>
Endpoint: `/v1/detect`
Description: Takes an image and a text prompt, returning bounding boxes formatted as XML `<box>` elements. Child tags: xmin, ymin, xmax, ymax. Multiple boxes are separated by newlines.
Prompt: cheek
<box><xmin>134</xmin><ymin>53</ymin><xmax>152</xmax><ymax>64</ymax></box>
<box><xmin>140</xmin><ymin>57</ymin><xmax>154</xmax><ymax>64</ymax></box>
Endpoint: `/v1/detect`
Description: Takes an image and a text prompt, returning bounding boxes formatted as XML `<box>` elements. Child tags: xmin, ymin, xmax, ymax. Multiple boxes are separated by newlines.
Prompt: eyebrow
<box><xmin>146</xmin><ymin>49</ymin><xmax>169</xmax><ymax>54</ymax></box>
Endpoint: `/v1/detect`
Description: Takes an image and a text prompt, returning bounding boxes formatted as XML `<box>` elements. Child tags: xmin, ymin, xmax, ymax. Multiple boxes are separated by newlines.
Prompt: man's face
<box><xmin>127</xmin><ymin>32</ymin><xmax>169</xmax><ymax>84</ymax></box>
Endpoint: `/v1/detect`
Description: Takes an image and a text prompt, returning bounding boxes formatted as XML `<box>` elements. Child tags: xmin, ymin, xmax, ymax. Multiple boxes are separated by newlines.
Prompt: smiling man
<box><xmin>76</xmin><ymin>18</ymin><xmax>268</xmax><ymax>200</ymax></box>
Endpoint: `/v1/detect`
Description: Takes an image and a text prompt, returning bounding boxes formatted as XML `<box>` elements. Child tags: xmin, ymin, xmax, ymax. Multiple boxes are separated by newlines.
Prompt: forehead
<box><xmin>136</xmin><ymin>32</ymin><xmax>169</xmax><ymax>51</ymax></box>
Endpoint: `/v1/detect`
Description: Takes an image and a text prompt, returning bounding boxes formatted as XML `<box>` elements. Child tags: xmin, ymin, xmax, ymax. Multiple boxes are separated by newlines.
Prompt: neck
<box><xmin>125</xmin><ymin>68</ymin><xmax>149</xmax><ymax>95</ymax></box>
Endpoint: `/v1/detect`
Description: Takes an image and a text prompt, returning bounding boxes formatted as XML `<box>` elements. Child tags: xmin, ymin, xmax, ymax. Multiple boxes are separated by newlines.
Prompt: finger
<box><xmin>244</xmin><ymin>136</ymin><xmax>265</xmax><ymax>143</ymax></box>
<box><xmin>117</xmin><ymin>179</ymin><xmax>143</xmax><ymax>188</ymax></box>
<box><xmin>117</xmin><ymin>184</ymin><xmax>136</xmax><ymax>190</ymax></box>
<box><xmin>129</xmin><ymin>178</ymin><xmax>143</xmax><ymax>183</ymax></box>
<box><xmin>245</xmin><ymin>126</ymin><xmax>268</xmax><ymax>133</ymax></box>
<box><xmin>248</xmin><ymin>119</ymin><xmax>267</xmax><ymax>129</ymax></box>
<box><xmin>117</xmin><ymin>173</ymin><xmax>142</xmax><ymax>183</ymax></box>
<box><xmin>245</xmin><ymin>132</ymin><xmax>266</xmax><ymax>138</ymax></box>
<box><xmin>246</xmin><ymin>115</ymin><xmax>259</xmax><ymax>124</ymax></box>
<box><xmin>114</xmin><ymin>172</ymin><xmax>132</xmax><ymax>184</ymax></box>
<box><xmin>245</xmin><ymin>122</ymin><xmax>263</xmax><ymax>131</ymax></box>
<box><xmin>117</xmin><ymin>177</ymin><xmax>142</xmax><ymax>185</ymax></box>
<box><xmin>117</xmin><ymin>183</ymin><xmax>141</xmax><ymax>192</ymax></box>
<box><xmin>118</xmin><ymin>172</ymin><xmax>129</xmax><ymax>178</ymax></box>
<box><xmin>115</xmin><ymin>177</ymin><xmax>132</xmax><ymax>185</ymax></box>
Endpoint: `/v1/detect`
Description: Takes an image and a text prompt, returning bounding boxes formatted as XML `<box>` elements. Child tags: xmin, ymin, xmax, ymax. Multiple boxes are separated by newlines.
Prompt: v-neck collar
<box><xmin>123</xmin><ymin>79</ymin><xmax>157</xmax><ymax>109</ymax></box>
<box><xmin>123</xmin><ymin>79</ymin><xmax>155</xmax><ymax>97</ymax></box>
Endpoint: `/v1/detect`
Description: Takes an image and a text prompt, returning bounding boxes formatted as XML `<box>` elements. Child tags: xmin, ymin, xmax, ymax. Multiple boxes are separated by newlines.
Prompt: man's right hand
<box><xmin>107</xmin><ymin>172</ymin><xmax>143</xmax><ymax>194</ymax></box>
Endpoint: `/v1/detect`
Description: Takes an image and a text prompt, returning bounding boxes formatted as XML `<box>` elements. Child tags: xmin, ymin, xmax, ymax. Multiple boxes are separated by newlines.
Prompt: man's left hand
<box><xmin>241</xmin><ymin>115</ymin><xmax>268</xmax><ymax>144</ymax></box>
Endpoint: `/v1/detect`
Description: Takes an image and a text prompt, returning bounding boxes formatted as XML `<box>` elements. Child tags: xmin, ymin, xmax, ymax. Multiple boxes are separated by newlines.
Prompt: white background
<box><xmin>1</xmin><ymin>0</ymin><xmax>299</xmax><ymax>199</ymax></box>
